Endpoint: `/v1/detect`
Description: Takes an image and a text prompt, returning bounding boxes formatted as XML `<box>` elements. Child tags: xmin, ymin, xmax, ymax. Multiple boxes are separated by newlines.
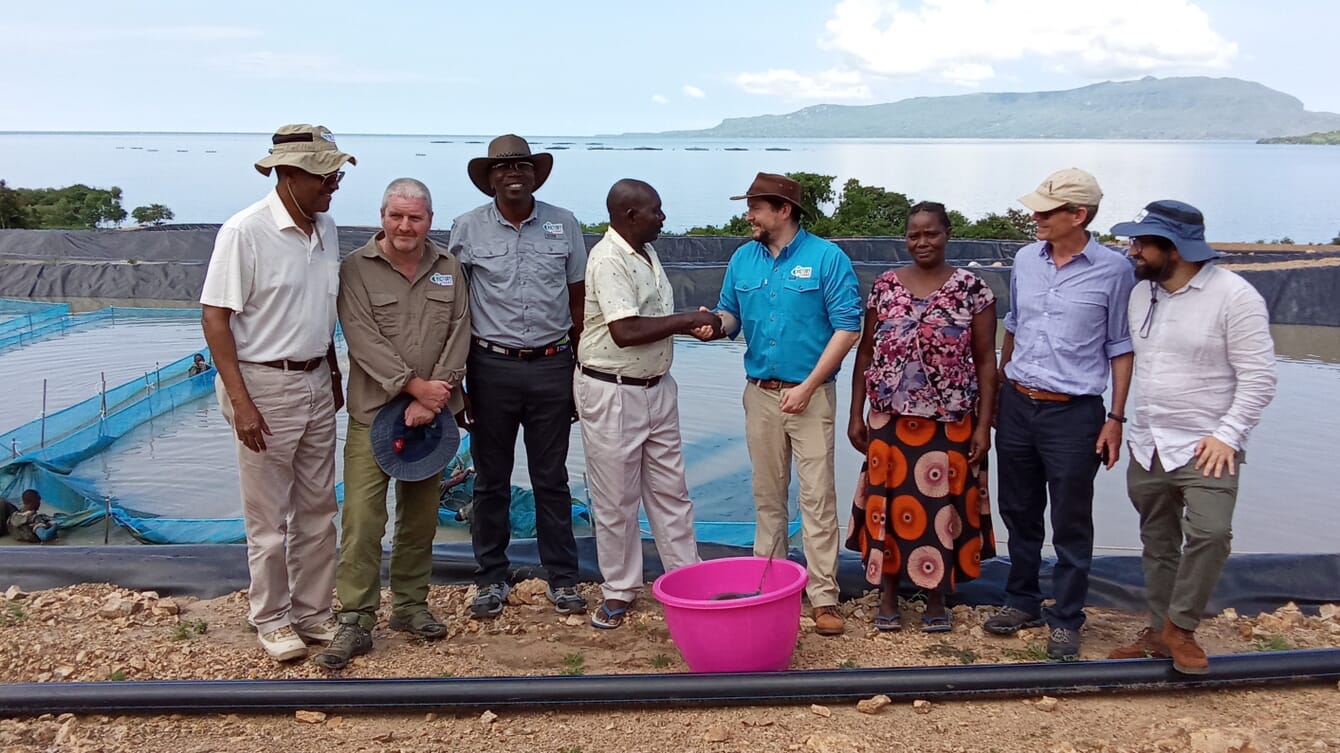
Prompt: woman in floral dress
<box><xmin>845</xmin><ymin>201</ymin><xmax>999</xmax><ymax>631</ymax></box>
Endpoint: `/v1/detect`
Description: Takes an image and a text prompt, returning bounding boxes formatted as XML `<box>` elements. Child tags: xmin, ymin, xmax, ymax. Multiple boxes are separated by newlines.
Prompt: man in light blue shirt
<box><xmin>984</xmin><ymin>168</ymin><xmax>1136</xmax><ymax>661</ymax></box>
<box><xmin>708</xmin><ymin>172</ymin><xmax>862</xmax><ymax>636</ymax></box>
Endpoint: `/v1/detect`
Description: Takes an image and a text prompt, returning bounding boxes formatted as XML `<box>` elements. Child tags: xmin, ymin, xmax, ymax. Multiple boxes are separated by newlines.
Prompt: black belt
<box><xmin>747</xmin><ymin>377</ymin><xmax>802</xmax><ymax>391</ymax></box>
<box><xmin>473</xmin><ymin>336</ymin><xmax>571</xmax><ymax>360</ymax></box>
<box><xmin>578</xmin><ymin>363</ymin><xmax>663</xmax><ymax>388</ymax></box>
<box><xmin>244</xmin><ymin>357</ymin><xmax>325</xmax><ymax>372</ymax></box>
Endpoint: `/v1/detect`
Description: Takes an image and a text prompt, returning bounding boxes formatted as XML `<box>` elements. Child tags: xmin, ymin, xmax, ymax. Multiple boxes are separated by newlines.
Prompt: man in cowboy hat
<box><xmin>314</xmin><ymin>178</ymin><xmax>472</xmax><ymax>670</ymax></box>
<box><xmin>447</xmin><ymin>134</ymin><xmax>589</xmax><ymax>620</ymax></box>
<box><xmin>703</xmin><ymin>172</ymin><xmax>863</xmax><ymax>637</ymax></box>
<box><xmin>1107</xmin><ymin>200</ymin><xmax>1275</xmax><ymax>674</ymax></box>
<box><xmin>200</xmin><ymin>123</ymin><xmax>354</xmax><ymax>662</ymax></box>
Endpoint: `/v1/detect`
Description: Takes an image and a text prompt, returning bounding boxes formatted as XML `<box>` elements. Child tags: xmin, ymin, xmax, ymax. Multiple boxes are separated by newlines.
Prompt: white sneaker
<box><xmin>258</xmin><ymin>625</ymin><xmax>308</xmax><ymax>662</ymax></box>
<box><xmin>295</xmin><ymin>617</ymin><xmax>339</xmax><ymax>644</ymax></box>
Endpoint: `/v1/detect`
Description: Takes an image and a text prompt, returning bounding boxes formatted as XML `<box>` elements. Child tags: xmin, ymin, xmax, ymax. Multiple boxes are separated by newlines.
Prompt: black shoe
<box><xmin>470</xmin><ymin>582</ymin><xmax>511</xmax><ymax>619</ymax></box>
<box><xmin>312</xmin><ymin>615</ymin><xmax>372</xmax><ymax>670</ymax></box>
<box><xmin>983</xmin><ymin>607</ymin><xmax>1045</xmax><ymax>635</ymax></box>
<box><xmin>546</xmin><ymin>585</ymin><xmax>587</xmax><ymax>615</ymax></box>
<box><xmin>389</xmin><ymin>610</ymin><xmax>448</xmax><ymax>640</ymax></box>
<box><xmin>1046</xmin><ymin>627</ymin><xmax>1081</xmax><ymax>661</ymax></box>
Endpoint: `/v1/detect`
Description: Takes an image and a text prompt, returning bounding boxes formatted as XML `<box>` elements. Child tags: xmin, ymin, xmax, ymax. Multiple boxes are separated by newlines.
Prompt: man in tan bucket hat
<box><xmin>201</xmin><ymin>124</ymin><xmax>355</xmax><ymax>662</ymax></box>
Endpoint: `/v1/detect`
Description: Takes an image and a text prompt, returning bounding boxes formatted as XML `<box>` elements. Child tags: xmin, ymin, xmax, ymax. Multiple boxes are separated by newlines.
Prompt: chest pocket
<box><xmin>525</xmin><ymin>240</ymin><xmax>569</xmax><ymax>290</ymax></box>
<box><xmin>466</xmin><ymin>242</ymin><xmax>513</xmax><ymax>287</ymax></box>
<box><xmin>369</xmin><ymin>292</ymin><xmax>400</xmax><ymax>337</ymax></box>
<box><xmin>424</xmin><ymin>288</ymin><xmax>456</xmax><ymax>329</ymax></box>
<box><xmin>782</xmin><ymin>276</ymin><xmax>822</xmax><ymax>320</ymax></box>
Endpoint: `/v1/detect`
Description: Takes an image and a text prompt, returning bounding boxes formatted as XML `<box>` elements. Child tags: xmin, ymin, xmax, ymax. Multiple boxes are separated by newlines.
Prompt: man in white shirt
<box><xmin>1107</xmin><ymin>200</ymin><xmax>1276</xmax><ymax>674</ymax></box>
<box><xmin>577</xmin><ymin>179</ymin><xmax>719</xmax><ymax>629</ymax></box>
<box><xmin>200</xmin><ymin>124</ymin><xmax>354</xmax><ymax>662</ymax></box>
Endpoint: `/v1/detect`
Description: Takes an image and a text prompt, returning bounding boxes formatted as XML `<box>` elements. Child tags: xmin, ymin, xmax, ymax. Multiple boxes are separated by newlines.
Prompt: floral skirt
<box><xmin>844</xmin><ymin>413</ymin><xmax>996</xmax><ymax>593</ymax></box>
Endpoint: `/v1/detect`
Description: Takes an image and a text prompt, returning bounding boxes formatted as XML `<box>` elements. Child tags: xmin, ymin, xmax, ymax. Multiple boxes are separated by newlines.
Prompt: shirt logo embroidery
<box><xmin>321</xmin><ymin>131</ymin><xmax>337</xmax><ymax>143</ymax></box>
<box><xmin>542</xmin><ymin>222</ymin><xmax>565</xmax><ymax>239</ymax></box>
<box><xmin>430</xmin><ymin>273</ymin><xmax>454</xmax><ymax>286</ymax></box>
<box><xmin>791</xmin><ymin>265</ymin><xmax>813</xmax><ymax>279</ymax></box>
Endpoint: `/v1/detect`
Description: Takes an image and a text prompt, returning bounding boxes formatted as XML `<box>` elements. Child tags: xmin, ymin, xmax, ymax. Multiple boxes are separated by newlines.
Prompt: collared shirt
<box><xmin>199</xmin><ymin>189</ymin><xmax>339</xmax><ymax>362</ymax></box>
<box><xmin>337</xmin><ymin>235</ymin><xmax>472</xmax><ymax>424</ymax></box>
<box><xmin>1126</xmin><ymin>263</ymin><xmax>1276</xmax><ymax>472</ymax></box>
<box><xmin>1003</xmin><ymin>234</ymin><xmax>1136</xmax><ymax>396</ymax></box>
<box><xmin>447</xmin><ymin>200</ymin><xmax>585</xmax><ymax>348</ymax></box>
<box><xmin>578</xmin><ymin>228</ymin><xmax>675</xmax><ymax>379</ymax></box>
<box><xmin>8</xmin><ymin>510</ymin><xmax>52</xmax><ymax>543</ymax></box>
<box><xmin>716</xmin><ymin>227</ymin><xmax>863</xmax><ymax>384</ymax></box>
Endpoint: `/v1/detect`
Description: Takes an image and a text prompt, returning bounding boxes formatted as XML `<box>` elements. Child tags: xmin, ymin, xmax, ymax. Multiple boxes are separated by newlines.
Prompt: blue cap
<box><xmin>370</xmin><ymin>394</ymin><xmax>460</xmax><ymax>482</ymax></box>
<box><xmin>1110</xmin><ymin>200</ymin><xmax>1218</xmax><ymax>262</ymax></box>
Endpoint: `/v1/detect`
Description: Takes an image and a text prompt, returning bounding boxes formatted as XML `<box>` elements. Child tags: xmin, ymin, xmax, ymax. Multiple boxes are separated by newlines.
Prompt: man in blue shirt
<box><xmin>984</xmin><ymin>168</ymin><xmax>1136</xmax><ymax>661</ymax></box>
<box><xmin>706</xmin><ymin>172</ymin><xmax>862</xmax><ymax>636</ymax></box>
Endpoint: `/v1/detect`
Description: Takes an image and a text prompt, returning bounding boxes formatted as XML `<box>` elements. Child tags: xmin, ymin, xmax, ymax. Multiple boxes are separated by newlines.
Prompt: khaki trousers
<box><xmin>335</xmin><ymin>419</ymin><xmax>443</xmax><ymax>630</ymax></box>
<box><xmin>1127</xmin><ymin>452</ymin><xmax>1240</xmax><ymax>631</ymax></box>
<box><xmin>576</xmin><ymin>370</ymin><xmax>700</xmax><ymax>603</ymax></box>
<box><xmin>744</xmin><ymin>381</ymin><xmax>840</xmax><ymax>607</ymax></box>
<box><xmin>218</xmin><ymin>363</ymin><xmax>337</xmax><ymax>635</ymax></box>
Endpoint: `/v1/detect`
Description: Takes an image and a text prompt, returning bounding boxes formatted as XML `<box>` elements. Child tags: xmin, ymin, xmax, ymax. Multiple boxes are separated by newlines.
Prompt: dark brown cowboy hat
<box><xmin>467</xmin><ymin>134</ymin><xmax>554</xmax><ymax>196</ymax></box>
<box><xmin>729</xmin><ymin>172</ymin><xmax>806</xmax><ymax>216</ymax></box>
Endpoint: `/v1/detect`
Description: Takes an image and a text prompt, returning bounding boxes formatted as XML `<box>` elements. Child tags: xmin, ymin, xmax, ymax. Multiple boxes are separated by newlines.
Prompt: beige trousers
<box><xmin>218</xmin><ymin>363</ymin><xmax>338</xmax><ymax>634</ymax></box>
<box><xmin>576</xmin><ymin>370</ymin><xmax>700</xmax><ymax>603</ymax></box>
<box><xmin>744</xmin><ymin>381</ymin><xmax>840</xmax><ymax>607</ymax></box>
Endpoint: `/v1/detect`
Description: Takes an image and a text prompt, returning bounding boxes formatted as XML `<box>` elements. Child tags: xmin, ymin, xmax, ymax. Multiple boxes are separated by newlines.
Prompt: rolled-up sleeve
<box><xmin>337</xmin><ymin>261</ymin><xmax>413</xmax><ymax>399</ymax></box>
<box><xmin>1213</xmin><ymin>286</ymin><xmax>1276</xmax><ymax>449</ymax></box>
<box><xmin>823</xmin><ymin>251</ymin><xmax>863</xmax><ymax>332</ymax></box>
<box><xmin>1104</xmin><ymin>264</ymin><xmax>1136</xmax><ymax>359</ymax></box>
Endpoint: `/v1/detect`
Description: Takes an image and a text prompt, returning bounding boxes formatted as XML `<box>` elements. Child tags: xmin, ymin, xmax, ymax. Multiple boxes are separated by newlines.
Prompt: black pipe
<box><xmin>3</xmin><ymin>649</ymin><xmax>1338</xmax><ymax>717</ymax></box>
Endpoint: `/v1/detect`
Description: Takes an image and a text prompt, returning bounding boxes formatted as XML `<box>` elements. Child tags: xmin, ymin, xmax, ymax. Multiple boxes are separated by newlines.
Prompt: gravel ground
<box><xmin>2</xmin><ymin>582</ymin><xmax>1339</xmax><ymax>753</ymax></box>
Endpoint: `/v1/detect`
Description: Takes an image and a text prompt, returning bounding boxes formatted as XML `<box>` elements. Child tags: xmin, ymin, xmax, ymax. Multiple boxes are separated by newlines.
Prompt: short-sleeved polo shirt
<box><xmin>577</xmin><ymin>228</ymin><xmax>675</xmax><ymax>379</ymax></box>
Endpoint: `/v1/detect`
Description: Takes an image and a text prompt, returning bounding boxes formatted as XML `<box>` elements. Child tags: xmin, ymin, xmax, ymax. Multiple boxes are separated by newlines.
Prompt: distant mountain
<box><xmin>1258</xmin><ymin>130</ymin><xmax>1340</xmax><ymax>145</ymax></box>
<box><xmin>635</xmin><ymin>77</ymin><xmax>1340</xmax><ymax>140</ymax></box>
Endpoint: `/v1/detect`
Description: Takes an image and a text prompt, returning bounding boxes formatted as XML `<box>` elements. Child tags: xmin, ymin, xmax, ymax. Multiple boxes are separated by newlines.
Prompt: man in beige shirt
<box><xmin>315</xmin><ymin>178</ymin><xmax>471</xmax><ymax>670</ymax></box>
<box><xmin>577</xmin><ymin>179</ymin><xmax>719</xmax><ymax>629</ymax></box>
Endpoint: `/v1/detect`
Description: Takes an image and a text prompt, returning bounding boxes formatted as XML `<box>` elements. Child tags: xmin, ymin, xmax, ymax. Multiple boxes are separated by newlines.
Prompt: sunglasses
<box><xmin>319</xmin><ymin>170</ymin><xmax>346</xmax><ymax>188</ymax></box>
<box><xmin>489</xmin><ymin>160</ymin><xmax>535</xmax><ymax>173</ymax></box>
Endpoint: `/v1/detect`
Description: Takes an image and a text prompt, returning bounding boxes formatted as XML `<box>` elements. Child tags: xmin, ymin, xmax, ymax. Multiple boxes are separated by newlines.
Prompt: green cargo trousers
<box><xmin>1126</xmin><ymin>452</ymin><xmax>1240</xmax><ymax>632</ymax></box>
<box><xmin>335</xmin><ymin>419</ymin><xmax>442</xmax><ymax>630</ymax></box>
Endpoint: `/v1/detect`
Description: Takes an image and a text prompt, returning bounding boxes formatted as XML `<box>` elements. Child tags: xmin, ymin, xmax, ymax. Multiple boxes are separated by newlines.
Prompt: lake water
<box><xmin>2</xmin><ymin>133</ymin><xmax>1339</xmax><ymax>243</ymax></box>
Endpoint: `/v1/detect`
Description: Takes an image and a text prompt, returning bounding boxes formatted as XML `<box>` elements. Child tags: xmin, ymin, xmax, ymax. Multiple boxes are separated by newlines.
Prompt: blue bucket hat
<box><xmin>1109</xmin><ymin>200</ymin><xmax>1218</xmax><ymax>263</ymax></box>
<box><xmin>370</xmin><ymin>394</ymin><xmax>461</xmax><ymax>482</ymax></box>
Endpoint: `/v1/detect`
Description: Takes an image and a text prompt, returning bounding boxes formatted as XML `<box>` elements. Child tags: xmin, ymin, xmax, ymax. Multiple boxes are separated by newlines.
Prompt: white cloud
<box><xmin>733</xmin><ymin>68</ymin><xmax>872</xmax><ymax>100</ymax></box>
<box><xmin>682</xmin><ymin>85</ymin><xmax>706</xmax><ymax>98</ymax></box>
<box><xmin>652</xmin><ymin>94</ymin><xmax>670</xmax><ymax>105</ymax></box>
<box><xmin>822</xmin><ymin>0</ymin><xmax>1237</xmax><ymax>85</ymax></box>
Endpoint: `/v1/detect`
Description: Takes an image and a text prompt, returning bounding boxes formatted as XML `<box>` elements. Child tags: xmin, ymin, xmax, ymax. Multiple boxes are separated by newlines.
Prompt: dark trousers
<box><xmin>995</xmin><ymin>386</ymin><xmax>1104</xmax><ymax>631</ymax></box>
<box><xmin>467</xmin><ymin>346</ymin><xmax>579</xmax><ymax>588</ymax></box>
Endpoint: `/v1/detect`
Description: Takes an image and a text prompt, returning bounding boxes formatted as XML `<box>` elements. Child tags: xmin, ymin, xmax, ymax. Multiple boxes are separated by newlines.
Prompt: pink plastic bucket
<box><xmin>652</xmin><ymin>556</ymin><xmax>808</xmax><ymax>673</ymax></box>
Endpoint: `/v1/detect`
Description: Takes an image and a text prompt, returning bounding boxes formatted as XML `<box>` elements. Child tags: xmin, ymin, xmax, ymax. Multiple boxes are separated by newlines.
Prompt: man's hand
<box><xmin>968</xmin><ymin>423</ymin><xmax>992</xmax><ymax>467</ymax></box>
<box><xmin>408</xmin><ymin>378</ymin><xmax>452</xmax><ymax>413</ymax></box>
<box><xmin>690</xmin><ymin>306</ymin><xmax>725</xmax><ymax>341</ymax></box>
<box><xmin>779</xmin><ymin>382</ymin><xmax>817</xmax><ymax>415</ymax></box>
<box><xmin>847</xmin><ymin>415</ymin><xmax>869</xmax><ymax>454</ymax></box>
<box><xmin>1194</xmin><ymin>436</ymin><xmax>1237</xmax><ymax>478</ymax></box>
<box><xmin>330</xmin><ymin>372</ymin><xmax>345</xmax><ymax>413</ymax></box>
<box><xmin>230</xmin><ymin>397</ymin><xmax>272</xmax><ymax>453</ymax></box>
<box><xmin>404</xmin><ymin>399</ymin><xmax>438</xmax><ymax>427</ymax></box>
<box><xmin>1095</xmin><ymin>419</ymin><xmax>1123</xmax><ymax>470</ymax></box>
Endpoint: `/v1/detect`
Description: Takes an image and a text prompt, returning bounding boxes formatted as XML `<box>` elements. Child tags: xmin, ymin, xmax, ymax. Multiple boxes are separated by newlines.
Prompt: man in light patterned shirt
<box><xmin>576</xmin><ymin>179</ymin><xmax>720</xmax><ymax>629</ymax></box>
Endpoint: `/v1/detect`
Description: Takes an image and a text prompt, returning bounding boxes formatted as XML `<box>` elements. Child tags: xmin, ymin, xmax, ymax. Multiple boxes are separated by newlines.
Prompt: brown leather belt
<box><xmin>748</xmin><ymin>377</ymin><xmax>802</xmax><ymax>391</ymax></box>
<box><xmin>473</xmin><ymin>336</ymin><xmax>571</xmax><ymax>360</ymax></box>
<box><xmin>578</xmin><ymin>364</ymin><xmax>663</xmax><ymax>388</ymax></box>
<box><xmin>244</xmin><ymin>357</ymin><xmax>325</xmax><ymax>372</ymax></box>
<box><xmin>1012</xmin><ymin>381</ymin><xmax>1072</xmax><ymax>402</ymax></box>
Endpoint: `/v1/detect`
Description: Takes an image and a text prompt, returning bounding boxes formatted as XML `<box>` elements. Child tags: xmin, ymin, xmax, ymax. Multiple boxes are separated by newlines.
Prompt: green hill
<box><xmin>1258</xmin><ymin>130</ymin><xmax>1340</xmax><ymax>145</ymax></box>
<box><xmin>634</xmin><ymin>77</ymin><xmax>1340</xmax><ymax>140</ymax></box>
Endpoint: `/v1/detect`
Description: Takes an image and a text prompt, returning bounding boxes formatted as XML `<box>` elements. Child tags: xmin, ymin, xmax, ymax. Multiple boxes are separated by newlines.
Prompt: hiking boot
<box><xmin>546</xmin><ymin>585</ymin><xmax>588</xmax><ymax>615</ymax></box>
<box><xmin>471</xmin><ymin>582</ymin><xmax>511</xmax><ymax>619</ymax></box>
<box><xmin>295</xmin><ymin>617</ymin><xmax>339</xmax><ymax>645</ymax></box>
<box><xmin>313</xmin><ymin>615</ymin><xmax>373</xmax><ymax>671</ymax></box>
<box><xmin>1046</xmin><ymin>627</ymin><xmax>1081</xmax><ymax>661</ymax></box>
<box><xmin>983</xmin><ymin>607</ymin><xmax>1045</xmax><ymax>636</ymax></box>
<box><xmin>389</xmin><ymin>610</ymin><xmax>448</xmax><ymax>640</ymax></box>
<box><xmin>814</xmin><ymin>606</ymin><xmax>845</xmax><ymax>636</ymax></box>
<box><xmin>1107</xmin><ymin>626</ymin><xmax>1171</xmax><ymax>660</ymax></box>
<box><xmin>1162</xmin><ymin>622</ymin><xmax>1209</xmax><ymax>675</ymax></box>
<box><xmin>257</xmin><ymin>625</ymin><xmax>308</xmax><ymax>662</ymax></box>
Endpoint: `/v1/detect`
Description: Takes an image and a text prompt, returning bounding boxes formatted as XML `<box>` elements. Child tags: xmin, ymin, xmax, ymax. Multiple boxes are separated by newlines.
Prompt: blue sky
<box><xmin>4</xmin><ymin>0</ymin><xmax>1337</xmax><ymax>135</ymax></box>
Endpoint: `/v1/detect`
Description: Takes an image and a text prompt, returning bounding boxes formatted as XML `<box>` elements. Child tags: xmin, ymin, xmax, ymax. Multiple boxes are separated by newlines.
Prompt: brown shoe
<box><xmin>813</xmin><ymin>606</ymin><xmax>845</xmax><ymax>636</ymax></box>
<box><xmin>1162</xmin><ymin>622</ymin><xmax>1209</xmax><ymax>674</ymax></box>
<box><xmin>1107</xmin><ymin>626</ymin><xmax>1171</xmax><ymax>659</ymax></box>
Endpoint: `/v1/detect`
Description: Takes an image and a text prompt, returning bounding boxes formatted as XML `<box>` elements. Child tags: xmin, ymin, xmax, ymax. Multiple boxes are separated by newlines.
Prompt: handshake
<box><xmin>686</xmin><ymin>307</ymin><xmax>727</xmax><ymax>342</ymax></box>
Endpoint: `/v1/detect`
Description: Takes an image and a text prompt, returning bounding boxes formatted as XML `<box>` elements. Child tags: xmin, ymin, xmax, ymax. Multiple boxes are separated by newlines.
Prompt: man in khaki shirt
<box><xmin>577</xmin><ymin>179</ymin><xmax>719</xmax><ymax>629</ymax></box>
<box><xmin>316</xmin><ymin>178</ymin><xmax>471</xmax><ymax>670</ymax></box>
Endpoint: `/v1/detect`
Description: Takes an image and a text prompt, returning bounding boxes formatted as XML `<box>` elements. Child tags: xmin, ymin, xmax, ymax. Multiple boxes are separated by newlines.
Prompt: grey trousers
<box><xmin>1126</xmin><ymin>452</ymin><xmax>1240</xmax><ymax>631</ymax></box>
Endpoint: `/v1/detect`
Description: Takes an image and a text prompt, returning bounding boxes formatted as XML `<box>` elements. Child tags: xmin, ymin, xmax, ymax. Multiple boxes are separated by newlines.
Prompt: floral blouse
<box><xmin>864</xmin><ymin>267</ymin><xmax>995</xmax><ymax>421</ymax></box>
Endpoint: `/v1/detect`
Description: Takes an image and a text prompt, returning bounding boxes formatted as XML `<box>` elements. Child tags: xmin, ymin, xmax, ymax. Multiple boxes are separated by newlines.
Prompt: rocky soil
<box><xmin>2</xmin><ymin>582</ymin><xmax>1339</xmax><ymax>753</ymax></box>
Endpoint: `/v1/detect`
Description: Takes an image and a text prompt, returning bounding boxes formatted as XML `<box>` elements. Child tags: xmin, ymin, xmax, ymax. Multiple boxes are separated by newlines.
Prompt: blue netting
<box><xmin>0</xmin><ymin>306</ymin><xmax>200</xmax><ymax>354</ymax></box>
<box><xmin>0</xmin><ymin>300</ymin><xmax>70</xmax><ymax>338</ymax></box>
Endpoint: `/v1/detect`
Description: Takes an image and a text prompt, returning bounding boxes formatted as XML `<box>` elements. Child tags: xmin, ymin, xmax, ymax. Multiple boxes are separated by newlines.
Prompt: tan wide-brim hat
<box><xmin>730</xmin><ymin>171</ymin><xmax>807</xmax><ymax>216</ymax></box>
<box><xmin>1018</xmin><ymin>167</ymin><xmax>1102</xmax><ymax>212</ymax></box>
<box><xmin>254</xmin><ymin>124</ymin><xmax>357</xmax><ymax>177</ymax></box>
<box><xmin>466</xmin><ymin>134</ymin><xmax>554</xmax><ymax>196</ymax></box>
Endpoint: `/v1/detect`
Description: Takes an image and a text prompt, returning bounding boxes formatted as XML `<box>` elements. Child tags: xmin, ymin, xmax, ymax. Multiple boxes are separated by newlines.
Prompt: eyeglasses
<box><xmin>490</xmin><ymin>160</ymin><xmax>535</xmax><ymax>173</ymax></box>
<box><xmin>1137</xmin><ymin>281</ymin><xmax>1158</xmax><ymax>339</ymax></box>
<box><xmin>319</xmin><ymin>171</ymin><xmax>345</xmax><ymax>188</ymax></box>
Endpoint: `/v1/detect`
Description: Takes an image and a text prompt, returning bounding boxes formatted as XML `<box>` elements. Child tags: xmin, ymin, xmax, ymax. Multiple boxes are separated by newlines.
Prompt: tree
<box><xmin>15</xmin><ymin>184</ymin><xmax>127</xmax><ymax>229</ymax></box>
<box><xmin>829</xmin><ymin>179</ymin><xmax>912</xmax><ymax>237</ymax></box>
<box><xmin>132</xmin><ymin>204</ymin><xmax>175</xmax><ymax>226</ymax></box>
<box><xmin>0</xmin><ymin>180</ymin><xmax>30</xmax><ymax>229</ymax></box>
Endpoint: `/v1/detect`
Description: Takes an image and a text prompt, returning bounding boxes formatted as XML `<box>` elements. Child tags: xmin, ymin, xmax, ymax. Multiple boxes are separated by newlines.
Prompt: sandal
<box><xmin>921</xmin><ymin>613</ymin><xmax>953</xmax><ymax>633</ymax></box>
<box><xmin>874</xmin><ymin>613</ymin><xmax>902</xmax><ymax>632</ymax></box>
<box><xmin>389</xmin><ymin>610</ymin><xmax>448</xmax><ymax>640</ymax></box>
<box><xmin>590</xmin><ymin>602</ymin><xmax>627</xmax><ymax>630</ymax></box>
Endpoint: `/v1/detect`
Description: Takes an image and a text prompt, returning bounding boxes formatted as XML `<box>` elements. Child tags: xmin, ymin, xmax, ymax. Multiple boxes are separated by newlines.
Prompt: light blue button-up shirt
<box><xmin>716</xmin><ymin>228</ymin><xmax>862</xmax><ymax>384</ymax></box>
<box><xmin>1003</xmin><ymin>234</ymin><xmax>1136</xmax><ymax>396</ymax></box>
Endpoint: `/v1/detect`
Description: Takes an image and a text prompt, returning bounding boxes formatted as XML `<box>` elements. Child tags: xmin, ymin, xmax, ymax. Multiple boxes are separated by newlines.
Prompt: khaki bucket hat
<box><xmin>467</xmin><ymin>134</ymin><xmax>554</xmax><ymax>196</ymax></box>
<box><xmin>254</xmin><ymin>124</ymin><xmax>357</xmax><ymax>177</ymax></box>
